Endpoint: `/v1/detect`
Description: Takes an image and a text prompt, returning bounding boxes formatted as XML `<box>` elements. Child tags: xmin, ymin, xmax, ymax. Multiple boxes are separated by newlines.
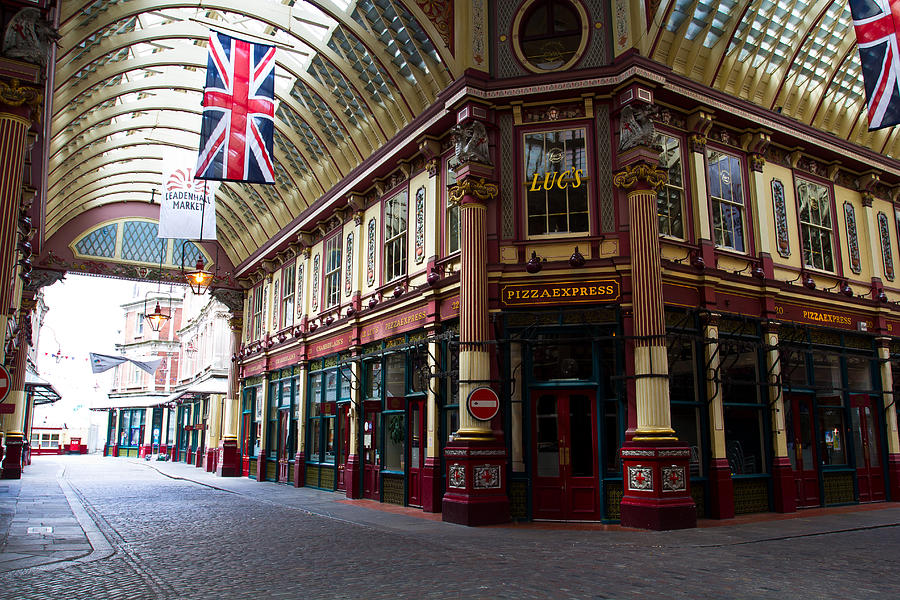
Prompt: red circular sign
<box><xmin>466</xmin><ymin>387</ymin><xmax>500</xmax><ymax>421</ymax></box>
<box><xmin>0</xmin><ymin>365</ymin><xmax>10</xmax><ymax>403</ymax></box>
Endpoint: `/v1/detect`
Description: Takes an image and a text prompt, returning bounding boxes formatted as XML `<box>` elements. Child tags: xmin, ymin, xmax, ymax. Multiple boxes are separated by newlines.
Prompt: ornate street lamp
<box><xmin>185</xmin><ymin>256</ymin><xmax>213</xmax><ymax>295</ymax></box>
<box><xmin>145</xmin><ymin>301</ymin><xmax>170</xmax><ymax>332</ymax></box>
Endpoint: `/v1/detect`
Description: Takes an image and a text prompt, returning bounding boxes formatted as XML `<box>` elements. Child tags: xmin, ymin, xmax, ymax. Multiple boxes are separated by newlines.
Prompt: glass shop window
<box><xmin>846</xmin><ymin>354</ymin><xmax>873</xmax><ymax>391</ymax></box>
<box><xmin>445</xmin><ymin>159</ymin><xmax>460</xmax><ymax>254</ymax></box>
<box><xmin>365</xmin><ymin>360</ymin><xmax>382</xmax><ymax>399</ymax></box>
<box><xmin>531</xmin><ymin>334</ymin><xmax>593</xmax><ymax>381</ymax></box>
<box><xmin>383</xmin><ymin>412</ymin><xmax>405</xmax><ymax>472</ymax></box>
<box><xmin>811</xmin><ymin>351</ymin><xmax>842</xmax><ymax>393</ymax></box>
<box><xmin>385</xmin><ymin>353</ymin><xmax>406</xmax><ymax>398</ymax></box>
<box><xmin>721</xmin><ymin>340</ymin><xmax>766</xmax><ymax>475</ymax></box>
<box><xmin>523</xmin><ymin>128</ymin><xmax>589</xmax><ymax>237</ymax></box>
<box><xmin>410</xmin><ymin>346</ymin><xmax>429</xmax><ymax>394</ymax></box>
<box><xmin>818</xmin><ymin>396</ymin><xmax>847</xmax><ymax>465</ymax></box>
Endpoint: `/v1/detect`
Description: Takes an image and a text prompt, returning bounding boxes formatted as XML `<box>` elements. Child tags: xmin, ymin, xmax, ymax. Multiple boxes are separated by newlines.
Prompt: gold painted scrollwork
<box><xmin>448</xmin><ymin>177</ymin><xmax>499</xmax><ymax>205</ymax></box>
<box><xmin>0</xmin><ymin>78</ymin><xmax>42</xmax><ymax>108</ymax></box>
<box><xmin>613</xmin><ymin>163</ymin><xmax>667</xmax><ymax>191</ymax></box>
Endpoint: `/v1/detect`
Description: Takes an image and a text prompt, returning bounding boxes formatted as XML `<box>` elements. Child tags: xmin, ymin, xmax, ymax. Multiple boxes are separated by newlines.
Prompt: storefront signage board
<box><xmin>772</xmin><ymin>302</ymin><xmax>867</xmax><ymax>331</ymax></box>
<box><xmin>500</xmin><ymin>279</ymin><xmax>620</xmax><ymax>307</ymax></box>
<box><xmin>360</xmin><ymin>305</ymin><xmax>428</xmax><ymax>343</ymax></box>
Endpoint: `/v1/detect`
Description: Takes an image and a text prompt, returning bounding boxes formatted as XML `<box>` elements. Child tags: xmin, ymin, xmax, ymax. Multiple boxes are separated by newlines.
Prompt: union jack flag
<box><xmin>196</xmin><ymin>31</ymin><xmax>276</xmax><ymax>183</ymax></box>
<box><xmin>851</xmin><ymin>0</ymin><xmax>900</xmax><ymax>130</ymax></box>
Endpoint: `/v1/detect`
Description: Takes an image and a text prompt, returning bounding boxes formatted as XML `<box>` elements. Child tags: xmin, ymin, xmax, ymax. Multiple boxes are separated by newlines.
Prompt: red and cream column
<box><xmin>766</xmin><ymin>322</ymin><xmax>795</xmax><ymax>512</ymax></box>
<box><xmin>877</xmin><ymin>338</ymin><xmax>900</xmax><ymax>498</ymax></box>
<box><xmin>615</xmin><ymin>146</ymin><xmax>696</xmax><ymax>530</ymax></box>
<box><xmin>0</xmin><ymin>101</ymin><xmax>34</xmax><ymax>478</ymax></box>
<box><xmin>441</xmin><ymin>158</ymin><xmax>509</xmax><ymax>526</ymax></box>
<box><xmin>218</xmin><ymin>315</ymin><xmax>243</xmax><ymax>476</ymax></box>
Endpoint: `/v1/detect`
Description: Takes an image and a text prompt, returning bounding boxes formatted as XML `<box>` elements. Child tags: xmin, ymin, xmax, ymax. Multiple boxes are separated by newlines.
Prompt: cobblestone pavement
<box><xmin>1</xmin><ymin>456</ymin><xmax>899</xmax><ymax>599</ymax></box>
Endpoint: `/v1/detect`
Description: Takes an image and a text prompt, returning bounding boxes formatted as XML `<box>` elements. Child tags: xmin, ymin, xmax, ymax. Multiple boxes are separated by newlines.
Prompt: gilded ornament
<box><xmin>0</xmin><ymin>78</ymin><xmax>42</xmax><ymax>108</ymax></box>
<box><xmin>613</xmin><ymin>163</ymin><xmax>667</xmax><ymax>190</ymax></box>
<box><xmin>448</xmin><ymin>177</ymin><xmax>498</xmax><ymax>205</ymax></box>
<box><xmin>749</xmin><ymin>153</ymin><xmax>766</xmax><ymax>172</ymax></box>
<box><xmin>688</xmin><ymin>134</ymin><xmax>707</xmax><ymax>152</ymax></box>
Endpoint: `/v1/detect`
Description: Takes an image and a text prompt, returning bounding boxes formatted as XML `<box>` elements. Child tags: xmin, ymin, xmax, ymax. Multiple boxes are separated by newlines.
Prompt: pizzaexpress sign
<box><xmin>500</xmin><ymin>279</ymin><xmax>620</xmax><ymax>307</ymax></box>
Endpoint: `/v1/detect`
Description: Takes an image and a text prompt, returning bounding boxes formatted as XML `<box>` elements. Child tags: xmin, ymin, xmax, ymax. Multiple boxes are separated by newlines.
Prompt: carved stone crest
<box><xmin>452</xmin><ymin>120</ymin><xmax>491</xmax><ymax>165</ymax></box>
<box><xmin>618</xmin><ymin>105</ymin><xmax>660</xmax><ymax>152</ymax></box>
<box><xmin>3</xmin><ymin>8</ymin><xmax>59</xmax><ymax>67</ymax></box>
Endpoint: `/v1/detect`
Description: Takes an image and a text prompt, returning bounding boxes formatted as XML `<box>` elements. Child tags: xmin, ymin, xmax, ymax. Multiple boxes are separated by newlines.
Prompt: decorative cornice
<box><xmin>613</xmin><ymin>163</ymin><xmax>667</xmax><ymax>190</ymax></box>
<box><xmin>448</xmin><ymin>177</ymin><xmax>498</xmax><ymax>205</ymax></box>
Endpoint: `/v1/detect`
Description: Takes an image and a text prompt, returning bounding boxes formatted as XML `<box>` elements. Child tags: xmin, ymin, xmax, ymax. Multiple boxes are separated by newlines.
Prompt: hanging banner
<box><xmin>90</xmin><ymin>353</ymin><xmax>163</xmax><ymax>375</ymax></box>
<box><xmin>158</xmin><ymin>154</ymin><xmax>218</xmax><ymax>240</ymax></box>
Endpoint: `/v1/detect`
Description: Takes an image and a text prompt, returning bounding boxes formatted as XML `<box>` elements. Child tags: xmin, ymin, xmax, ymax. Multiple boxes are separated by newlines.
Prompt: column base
<box><xmin>344</xmin><ymin>454</ymin><xmax>360</xmax><ymax>499</ymax></box>
<box><xmin>1</xmin><ymin>436</ymin><xmax>24</xmax><ymax>480</ymax></box>
<box><xmin>204</xmin><ymin>448</ymin><xmax>217</xmax><ymax>472</ymax></box>
<box><xmin>887</xmin><ymin>453</ymin><xmax>900</xmax><ymax>502</ymax></box>
<box><xmin>707</xmin><ymin>458</ymin><xmax>734</xmax><ymax>519</ymax></box>
<box><xmin>771</xmin><ymin>457</ymin><xmax>797</xmax><ymax>513</ymax></box>
<box><xmin>139</xmin><ymin>444</ymin><xmax>152</xmax><ymax>458</ymax></box>
<box><xmin>169</xmin><ymin>446</ymin><xmax>177</xmax><ymax>462</ymax></box>
<box><xmin>194</xmin><ymin>448</ymin><xmax>204</xmax><ymax>468</ymax></box>
<box><xmin>255</xmin><ymin>454</ymin><xmax>267</xmax><ymax>482</ymax></box>
<box><xmin>441</xmin><ymin>438</ymin><xmax>509</xmax><ymax>526</ymax></box>
<box><xmin>293</xmin><ymin>452</ymin><xmax>305</xmax><ymax>487</ymax></box>
<box><xmin>619</xmin><ymin>439</ymin><xmax>697</xmax><ymax>530</ymax></box>
<box><xmin>216</xmin><ymin>440</ymin><xmax>241</xmax><ymax>477</ymax></box>
<box><xmin>422</xmin><ymin>456</ymin><xmax>443</xmax><ymax>513</ymax></box>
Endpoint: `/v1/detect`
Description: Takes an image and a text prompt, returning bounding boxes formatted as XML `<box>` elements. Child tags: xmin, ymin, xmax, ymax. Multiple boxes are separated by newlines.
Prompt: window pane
<box><xmin>384</xmin><ymin>413</ymin><xmax>405</xmax><ymax>470</ymax></box>
<box><xmin>531</xmin><ymin>335</ymin><xmax>592</xmax><ymax>381</ymax></box>
<box><xmin>524</xmin><ymin>128</ymin><xmax>589</xmax><ymax>236</ymax></box>
<box><xmin>671</xmin><ymin>404</ymin><xmax>703</xmax><ymax>476</ymax></box>
<box><xmin>385</xmin><ymin>353</ymin><xmax>405</xmax><ymax>397</ymax></box>
<box><xmin>366</xmin><ymin>361</ymin><xmax>382</xmax><ymax>398</ymax></box>
<box><xmin>724</xmin><ymin>406</ymin><xmax>765</xmax><ymax>474</ymax></box>
<box><xmin>819</xmin><ymin>404</ymin><xmax>847</xmax><ymax>465</ymax></box>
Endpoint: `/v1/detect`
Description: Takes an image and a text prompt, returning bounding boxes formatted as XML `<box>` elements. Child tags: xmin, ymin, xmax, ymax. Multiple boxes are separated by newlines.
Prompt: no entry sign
<box><xmin>0</xmin><ymin>364</ymin><xmax>10</xmax><ymax>403</ymax></box>
<box><xmin>466</xmin><ymin>386</ymin><xmax>500</xmax><ymax>421</ymax></box>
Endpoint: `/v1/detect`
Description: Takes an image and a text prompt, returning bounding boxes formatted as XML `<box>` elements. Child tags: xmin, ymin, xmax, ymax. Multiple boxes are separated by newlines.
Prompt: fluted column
<box><xmin>614</xmin><ymin>162</ymin><xmax>674</xmax><ymax>439</ymax></box>
<box><xmin>703</xmin><ymin>313</ymin><xmax>734</xmax><ymax>519</ymax></box>
<box><xmin>1</xmin><ymin>315</ymin><xmax>29</xmax><ymax>478</ymax></box>
<box><xmin>450</xmin><ymin>176</ymin><xmax>497</xmax><ymax>441</ymax></box>
<box><xmin>344</xmin><ymin>358</ymin><xmax>361</xmax><ymax>498</ymax></box>
<box><xmin>614</xmin><ymin>141</ymin><xmax>695</xmax><ymax>530</ymax></box>
<box><xmin>766</xmin><ymin>322</ymin><xmax>795</xmax><ymax>512</ymax></box>
<box><xmin>216</xmin><ymin>314</ymin><xmax>243</xmax><ymax>477</ymax></box>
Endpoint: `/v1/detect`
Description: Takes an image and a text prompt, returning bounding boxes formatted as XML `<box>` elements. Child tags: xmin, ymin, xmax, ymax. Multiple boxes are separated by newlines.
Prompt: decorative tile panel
<box><xmin>500</xmin><ymin>113</ymin><xmax>514</xmax><ymax>238</ymax></box>
<box><xmin>296</xmin><ymin>263</ymin><xmax>304</xmax><ymax>319</ymax></box>
<box><xmin>414</xmin><ymin>186</ymin><xmax>425</xmax><ymax>264</ymax></box>
<box><xmin>627</xmin><ymin>466</ymin><xmax>653</xmax><ymax>491</ymax></box>
<box><xmin>597</xmin><ymin>104</ymin><xmax>615</xmax><ymax>232</ymax></box>
<box><xmin>272</xmin><ymin>281</ymin><xmax>279</xmax><ymax>329</ymax></box>
<box><xmin>878</xmin><ymin>211</ymin><xmax>894</xmax><ymax>281</ymax></box>
<box><xmin>473</xmin><ymin>464</ymin><xmax>501</xmax><ymax>489</ymax></box>
<box><xmin>367</xmin><ymin>217</ymin><xmax>377</xmax><ymax>286</ymax></box>
<box><xmin>661</xmin><ymin>466</ymin><xmax>686</xmax><ymax>492</ymax></box>
<box><xmin>448</xmin><ymin>464</ymin><xmax>466</xmax><ymax>488</ymax></box>
<box><xmin>311</xmin><ymin>254</ymin><xmax>320</xmax><ymax>312</ymax></box>
<box><xmin>844</xmin><ymin>202</ymin><xmax>862</xmax><ymax>274</ymax></box>
<box><xmin>345</xmin><ymin>232</ymin><xmax>354</xmax><ymax>296</ymax></box>
<box><xmin>771</xmin><ymin>178</ymin><xmax>790</xmax><ymax>258</ymax></box>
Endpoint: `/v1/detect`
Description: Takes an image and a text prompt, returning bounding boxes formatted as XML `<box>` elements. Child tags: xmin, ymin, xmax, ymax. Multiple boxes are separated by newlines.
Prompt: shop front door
<box><xmin>241</xmin><ymin>412</ymin><xmax>251</xmax><ymax>477</ymax></box>
<box><xmin>785</xmin><ymin>394</ymin><xmax>820</xmax><ymax>507</ymax></box>
<box><xmin>362</xmin><ymin>407</ymin><xmax>380</xmax><ymax>500</ymax></box>
<box><xmin>850</xmin><ymin>395</ymin><xmax>885</xmax><ymax>502</ymax></box>
<box><xmin>531</xmin><ymin>391</ymin><xmax>601</xmax><ymax>520</ymax></box>
<box><xmin>336</xmin><ymin>404</ymin><xmax>351</xmax><ymax>491</ymax></box>
<box><xmin>408</xmin><ymin>399</ymin><xmax>426</xmax><ymax>507</ymax></box>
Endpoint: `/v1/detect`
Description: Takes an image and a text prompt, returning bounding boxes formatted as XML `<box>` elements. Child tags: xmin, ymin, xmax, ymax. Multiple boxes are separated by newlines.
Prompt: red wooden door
<box><xmin>851</xmin><ymin>395</ymin><xmax>885</xmax><ymax>502</ymax></box>
<box><xmin>363</xmin><ymin>409</ymin><xmax>380</xmax><ymax>500</ymax></box>
<box><xmin>407</xmin><ymin>399</ymin><xmax>426</xmax><ymax>507</ymax></box>
<box><xmin>336</xmin><ymin>405</ymin><xmax>350</xmax><ymax>491</ymax></box>
<box><xmin>241</xmin><ymin>413</ymin><xmax>251</xmax><ymax>477</ymax></box>
<box><xmin>785</xmin><ymin>394</ymin><xmax>820</xmax><ymax>507</ymax></box>
<box><xmin>532</xmin><ymin>391</ymin><xmax>601</xmax><ymax>520</ymax></box>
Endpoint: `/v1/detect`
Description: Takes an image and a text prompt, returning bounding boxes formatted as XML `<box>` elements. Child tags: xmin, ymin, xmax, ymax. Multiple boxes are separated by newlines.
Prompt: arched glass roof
<box><xmin>50</xmin><ymin>0</ymin><xmax>454</xmax><ymax>266</ymax></box>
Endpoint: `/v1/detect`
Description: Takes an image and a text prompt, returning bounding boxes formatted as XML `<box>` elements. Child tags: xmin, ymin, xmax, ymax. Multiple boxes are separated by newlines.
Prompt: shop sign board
<box><xmin>359</xmin><ymin>305</ymin><xmax>428</xmax><ymax>343</ymax></box>
<box><xmin>467</xmin><ymin>387</ymin><xmax>500</xmax><ymax>421</ymax></box>
<box><xmin>500</xmin><ymin>279</ymin><xmax>619</xmax><ymax>307</ymax></box>
<box><xmin>772</xmin><ymin>302</ymin><xmax>868</xmax><ymax>331</ymax></box>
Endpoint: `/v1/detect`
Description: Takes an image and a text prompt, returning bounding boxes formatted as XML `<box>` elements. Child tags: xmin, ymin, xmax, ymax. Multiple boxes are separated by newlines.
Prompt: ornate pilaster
<box><xmin>614</xmin><ymin>141</ymin><xmax>696</xmax><ymax>530</ymax></box>
<box><xmin>344</xmin><ymin>358</ymin><xmax>362</xmax><ymax>499</ymax></box>
<box><xmin>216</xmin><ymin>308</ymin><xmax>243</xmax><ymax>477</ymax></box>
<box><xmin>1</xmin><ymin>314</ymin><xmax>29</xmax><ymax>478</ymax></box>
<box><xmin>876</xmin><ymin>338</ymin><xmax>900</xmax><ymax>500</ymax></box>
<box><xmin>702</xmin><ymin>312</ymin><xmax>733</xmax><ymax>519</ymax></box>
<box><xmin>765</xmin><ymin>321</ymin><xmax>795</xmax><ymax>512</ymax></box>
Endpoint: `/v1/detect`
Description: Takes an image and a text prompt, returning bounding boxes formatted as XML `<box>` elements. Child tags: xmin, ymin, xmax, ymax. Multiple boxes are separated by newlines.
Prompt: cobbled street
<box><xmin>1</xmin><ymin>455</ymin><xmax>899</xmax><ymax>599</ymax></box>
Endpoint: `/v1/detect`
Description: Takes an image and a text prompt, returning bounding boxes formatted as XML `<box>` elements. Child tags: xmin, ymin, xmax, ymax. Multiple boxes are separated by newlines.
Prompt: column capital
<box><xmin>449</xmin><ymin>176</ymin><xmax>498</xmax><ymax>206</ymax></box>
<box><xmin>613</xmin><ymin>161</ymin><xmax>667</xmax><ymax>192</ymax></box>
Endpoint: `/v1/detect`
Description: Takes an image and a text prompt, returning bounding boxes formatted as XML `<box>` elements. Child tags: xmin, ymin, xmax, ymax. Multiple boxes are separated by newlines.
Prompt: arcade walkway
<box><xmin>1</xmin><ymin>456</ymin><xmax>899</xmax><ymax>599</ymax></box>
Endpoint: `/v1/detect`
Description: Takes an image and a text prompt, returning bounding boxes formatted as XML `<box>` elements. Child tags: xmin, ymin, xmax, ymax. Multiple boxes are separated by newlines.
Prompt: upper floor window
<box><xmin>796</xmin><ymin>178</ymin><xmax>835</xmax><ymax>272</ymax></box>
<box><xmin>516</xmin><ymin>0</ymin><xmax>586</xmax><ymax>72</ymax></box>
<box><xmin>707</xmin><ymin>149</ymin><xmax>746</xmax><ymax>252</ymax></box>
<box><xmin>656</xmin><ymin>134</ymin><xmax>685</xmax><ymax>239</ymax></box>
<box><xmin>281</xmin><ymin>263</ymin><xmax>295</xmax><ymax>329</ymax></box>
<box><xmin>446</xmin><ymin>159</ymin><xmax>460</xmax><ymax>255</ymax></box>
<box><xmin>523</xmin><ymin>127</ymin><xmax>589</xmax><ymax>237</ymax></box>
<box><xmin>135</xmin><ymin>313</ymin><xmax>144</xmax><ymax>336</ymax></box>
<box><xmin>384</xmin><ymin>192</ymin><xmax>408</xmax><ymax>282</ymax></box>
<box><xmin>324</xmin><ymin>234</ymin><xmax>342</xmax><ymax>309</ymax></box>
<box><xmin>251</xmin><ymin>285</ymin><xmax>263</xmax><ymax>340</ymax></box>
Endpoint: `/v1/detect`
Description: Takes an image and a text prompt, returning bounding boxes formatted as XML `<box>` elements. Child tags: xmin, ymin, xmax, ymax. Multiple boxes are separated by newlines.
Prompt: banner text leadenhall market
<box><xmin>166</xmin><ymin>190</ymin><xmax>210</xmax><ymax>211</ymax></box>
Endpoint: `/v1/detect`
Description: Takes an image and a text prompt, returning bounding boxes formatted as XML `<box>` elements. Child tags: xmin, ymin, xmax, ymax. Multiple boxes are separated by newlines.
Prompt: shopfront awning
<box><xmin>164</xmin><ymin>375</ymin><xmax>229</xmax><ymax>405</ymax></box>
<box><xmin>88</xmin><ymin>395</ymin><xmax>170</xmax><ymax>411</ymax></box>
<box><xmin>25</xmin><ymin>372</ymin><xmax>62</xmax><ymax>405</ymax></box>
